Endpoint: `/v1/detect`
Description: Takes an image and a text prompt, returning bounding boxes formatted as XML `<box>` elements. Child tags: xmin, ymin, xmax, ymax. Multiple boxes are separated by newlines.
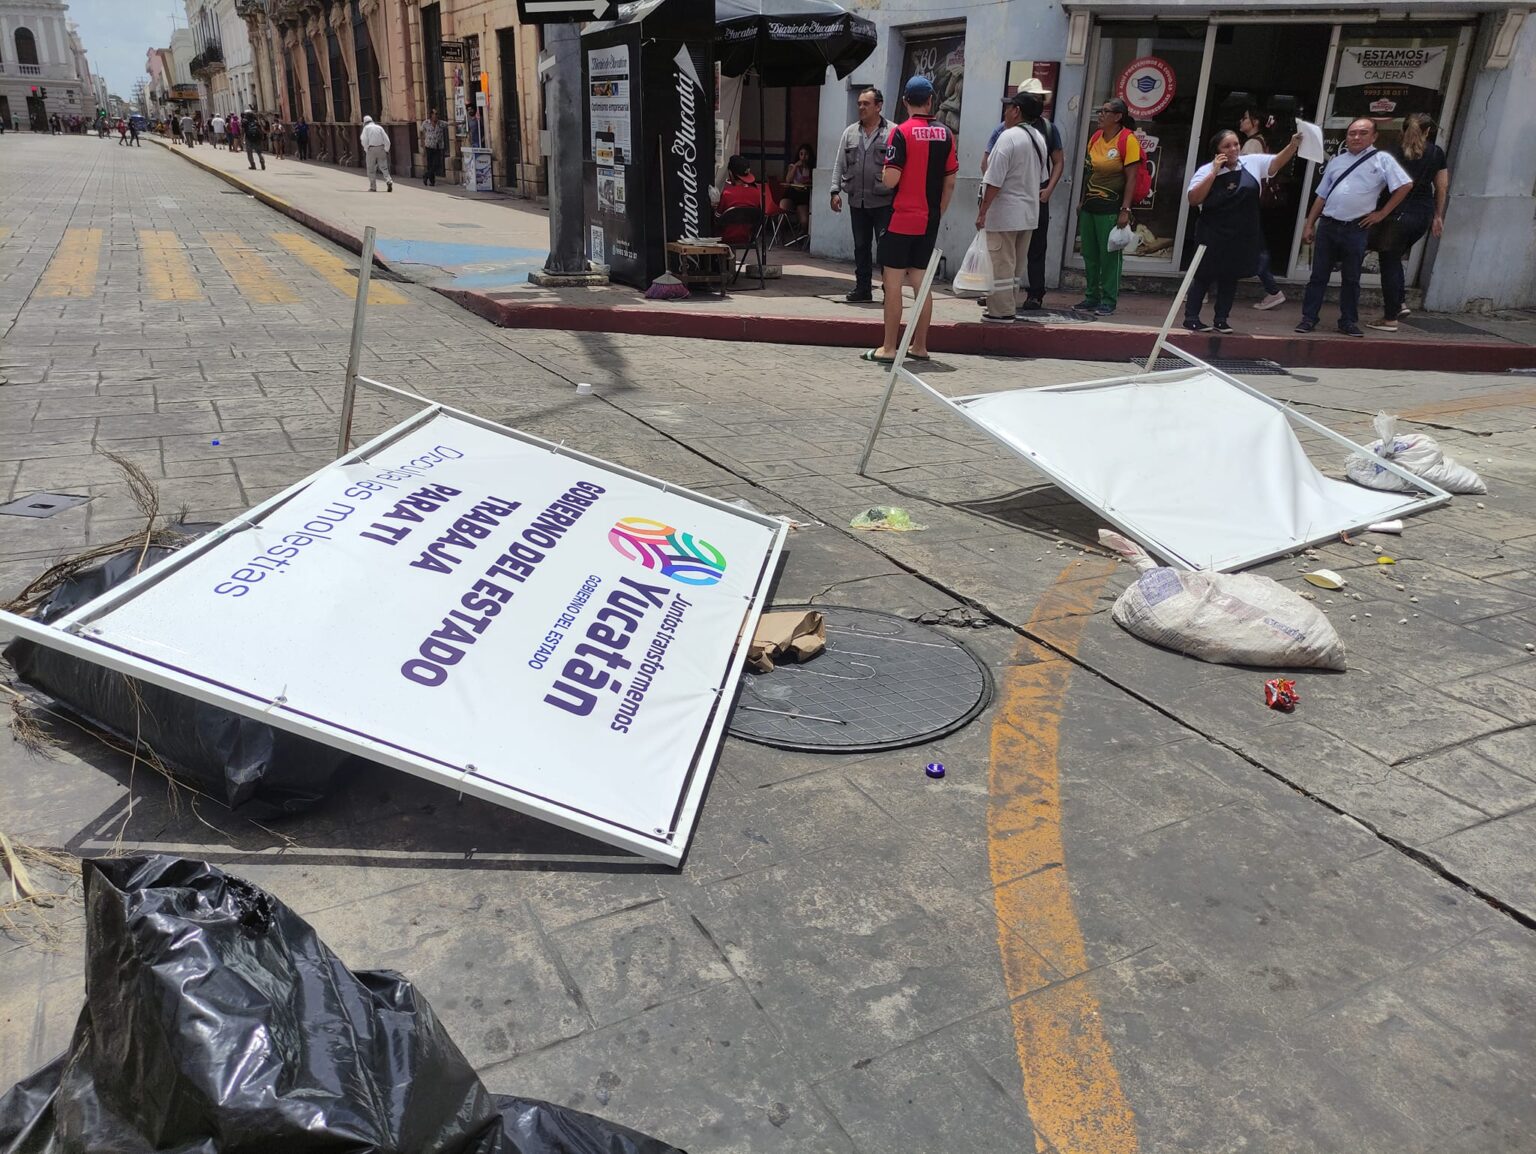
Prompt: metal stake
<box><xmin>337</xmin><ymin>225</ymin><xmax>377</xmax><ymax>456</ymax></box>
<box><xmin>857</xmin><ymin>247</ymin><xmax>943</xmax><ymax>476</ymax></box>
<box><xmin>1145</xmin><ymin>243</ymin><xmax>1205</xmax><ymax>372</ymax></box>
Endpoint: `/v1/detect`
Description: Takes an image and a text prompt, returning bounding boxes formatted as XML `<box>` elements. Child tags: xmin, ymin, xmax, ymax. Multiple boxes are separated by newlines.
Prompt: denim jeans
<box><xmin>1377</xmin><ymin>204</ymin><xmax>1433</xmax><ymax>320</ymax></box>
<box><xmin>1025</xmin><ymin>197</ymin><xmax>1051</xmax><ymax>301</ymax></box>
<box><xmin>1255</xmin><ymin>245</ymin><xmax>1279</xmax><ymax>294</ymax></box>
<box><xmin>850</xmin><ymin>203</ymin><xmax>892</xmax><ymax>293</ymax></box>
<box><xmin>1301</xmin><ymin>216</ymin><xmax>1368</xmax><ymax>328</ymax></box>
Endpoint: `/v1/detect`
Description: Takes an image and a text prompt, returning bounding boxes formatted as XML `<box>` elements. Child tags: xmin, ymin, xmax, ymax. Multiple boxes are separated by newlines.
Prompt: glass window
<box><xmin>352</xmin><ymin>0</ymin><xmax>380</xmax><ymax>122</ymax></box>
<box><xmin>1323</xmin><ymin>25</ymin><xmax>1463</xmax><ymax>159</ymax></box>
<box><xmin>327</xmin><ymin>24</ymin><xmax>351</xmax><ymax>123</ymax></box>
<box><xmin>1078</xmin><ymin>22</ymin><xmax>1205</xmax><ymax>264</ymax></box>
<box><xmin>305</xmin><ymin>39</ymin><xmax>326</xmax><ymax>122</ymax></box>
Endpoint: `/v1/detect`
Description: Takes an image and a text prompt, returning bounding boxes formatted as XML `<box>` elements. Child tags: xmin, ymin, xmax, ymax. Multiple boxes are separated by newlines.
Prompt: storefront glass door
<box><xmin>1071</xmin><ymin>22</ymin><xmax>1208</xmax><ymax>271</ymax></box>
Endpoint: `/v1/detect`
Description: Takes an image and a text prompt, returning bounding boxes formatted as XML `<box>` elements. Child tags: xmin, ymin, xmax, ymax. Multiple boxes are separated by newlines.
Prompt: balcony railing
<box><xmin>190</xmin><ymin>43</ymin><xmax>225</xmax><ymax>76</ymax></box>
<box><xmin>20</xmin><ymin>63</ymin><xmax>42</xmax><ymax>76</ymax></box>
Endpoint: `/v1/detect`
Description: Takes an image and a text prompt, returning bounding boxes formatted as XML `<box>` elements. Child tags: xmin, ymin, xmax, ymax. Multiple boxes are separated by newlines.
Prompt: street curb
<box><xmin>153</xmin><ymin>136</ymin><xmax>1536</xmax><ymax>373</ymax></box>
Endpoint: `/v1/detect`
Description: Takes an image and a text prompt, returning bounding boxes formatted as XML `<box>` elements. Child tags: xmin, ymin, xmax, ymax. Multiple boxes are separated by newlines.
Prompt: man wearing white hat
<box><xmin>981</xmin><ymin>77</ymin><xmax>1064</xmax><ymax>312</ymax></box>
<box><xmin>360</xmin><ymin>116</ymin><xmax>392</xmax><ymax>192</ymax></box>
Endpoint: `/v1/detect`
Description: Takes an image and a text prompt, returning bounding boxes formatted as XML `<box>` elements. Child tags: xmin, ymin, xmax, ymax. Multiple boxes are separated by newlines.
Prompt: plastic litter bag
<box><xmin>1099</xmin><ymin>531</ymin><xmax>1347</xmax><ymax>670</ymax></box>
<box><xmin>849</xmin><ymin>506</ymin><xmax>926</xmax><ymax>532</ymax></box>
<box><xmin>2</xmin><ymin>530</ymin><xmax>350</xmax><ymax>815</ymax></box>
<box><xmin>1344</xmin><ymin>411</ymin><xmax>1488</xmax><ymax>495</ymax></box>
<box><xmin>1107</xmin><ymin>224</ymin><xmax>1138</xmax><ymax>254</ymax></box>
<box><xmin>952</xmin><ymin>232</ymin><xmax>992</xmax><ymax>297</ymax></box>
<box><xmin>0</xmin><ymin>856</ymin><xmax>685</xmax><ymax>1154</ymax></box>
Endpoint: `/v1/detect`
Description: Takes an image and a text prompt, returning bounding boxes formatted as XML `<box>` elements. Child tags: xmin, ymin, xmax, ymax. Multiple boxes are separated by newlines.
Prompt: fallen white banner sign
<box><xmin>860</xmin><ymin>343</ymin><xmax>1451</xmax><ymax>571</ymax></box>
<box><xmin>2</xmin><ymin>406</ymin><xmax>785</xmax><ymax>864</ymax></box>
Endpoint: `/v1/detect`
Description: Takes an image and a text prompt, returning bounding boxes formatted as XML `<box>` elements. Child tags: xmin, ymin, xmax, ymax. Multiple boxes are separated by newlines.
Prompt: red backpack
<box><xmin>1094</xmin><ymin>128</ymin><xmax>1154</xmax><ymax>205</ymax></box>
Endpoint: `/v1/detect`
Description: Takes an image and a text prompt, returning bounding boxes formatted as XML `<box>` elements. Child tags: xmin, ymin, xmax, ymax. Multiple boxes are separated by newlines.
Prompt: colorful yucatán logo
<box><xmin>608</xmin><ymin>516</ymin><xmax>727</xmax><ymax>586</ymax></box>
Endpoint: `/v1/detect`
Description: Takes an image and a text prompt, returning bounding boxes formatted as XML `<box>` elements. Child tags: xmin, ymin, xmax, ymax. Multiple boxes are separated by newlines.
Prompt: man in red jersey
<box><xmin>862</xmin><ymin>75</ymin><xmax>957</xmax><ymax>364</ymax></box>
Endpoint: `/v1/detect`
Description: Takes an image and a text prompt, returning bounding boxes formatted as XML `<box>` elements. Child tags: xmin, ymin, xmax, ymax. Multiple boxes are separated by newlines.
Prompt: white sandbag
<box><xmin>1099</xmin><ymin>530</ymin><xmax>1347</xmax><ymax>671</ymax></box>
<box><xmin>1345</xmin><ymin>412</ymin><xmax>1487</xmax><ymax>495</ymax></box>
<box><xmin>952</xmin><ymin>232</ymin><xmax>992</xmax><ymax>297</ymax></box>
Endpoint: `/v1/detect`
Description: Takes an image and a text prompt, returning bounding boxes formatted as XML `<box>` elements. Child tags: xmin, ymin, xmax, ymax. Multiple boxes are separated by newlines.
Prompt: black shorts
<box><xmin>878</xmin><ymin>228</ymin><xmax>938</xmax><ymax>271</ymax></box>
<box><xmin>783</xmin><ymin>185</ymin><xmax>809</xmax><ymax>208</ymax></box>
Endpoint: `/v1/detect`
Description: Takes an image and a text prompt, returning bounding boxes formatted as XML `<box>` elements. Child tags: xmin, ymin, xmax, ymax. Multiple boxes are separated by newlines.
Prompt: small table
<box><xmin>666</xmin><ymin>240</ymin><xmax>732</xmax><ymax>298</ymax></box>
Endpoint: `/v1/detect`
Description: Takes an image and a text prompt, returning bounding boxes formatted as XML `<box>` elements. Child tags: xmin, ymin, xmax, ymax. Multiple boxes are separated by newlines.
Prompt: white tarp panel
<box><xmin>955</xmin><ymin>369</ymin><xmax>1439</xmax><ymax>571</ymax></box>
<box><xmin>25</xmin><ymin>408</ymin><xmax>784</xmax><ymax>864</ymax></box>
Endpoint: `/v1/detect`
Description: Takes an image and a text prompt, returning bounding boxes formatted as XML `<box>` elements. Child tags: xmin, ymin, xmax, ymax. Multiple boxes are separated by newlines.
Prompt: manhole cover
<box><xmin>728</xmin><ymin>605</ymin><xmax>991</xmax><ymax>752</ymax></box>
<box><xmin>0</xmin><ymin>492</ymin><xmax>90</xmax><ymax>518</ymax></box>
<box><xmin>1136</xmin><ymin>356</ymin><xmax>1289</xmax><ymax>376</ymax></box>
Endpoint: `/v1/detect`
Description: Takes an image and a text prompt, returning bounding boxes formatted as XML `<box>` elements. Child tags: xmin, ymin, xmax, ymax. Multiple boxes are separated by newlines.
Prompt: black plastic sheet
<box><xmin>0</xmin><ymin>856</ymin><xmax>685</xmax><ymax>1154</ymax></box>
<box><xmin>2</xmin><ymin>530</ymin><xmax>351</xmax><ymax>815</ymax></box>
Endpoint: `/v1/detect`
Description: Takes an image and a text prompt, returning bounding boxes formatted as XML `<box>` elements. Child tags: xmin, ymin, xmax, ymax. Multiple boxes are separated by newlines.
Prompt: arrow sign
<box><xmin>517</xmin><ymin>0</ymin><xmax>614</xmax><ymax>21</ymax></box>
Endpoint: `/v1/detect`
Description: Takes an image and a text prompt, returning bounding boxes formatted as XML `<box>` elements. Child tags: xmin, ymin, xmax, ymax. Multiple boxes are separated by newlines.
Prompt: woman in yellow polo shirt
<box><xmin>1076</xmin><ymin>98</ymin><xmax>1142</xmax><ymax>317</ymax></box>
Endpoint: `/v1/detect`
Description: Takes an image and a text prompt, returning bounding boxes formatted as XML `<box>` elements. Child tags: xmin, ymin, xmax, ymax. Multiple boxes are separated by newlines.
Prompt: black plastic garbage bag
<box><xmin>2</xmin><ymin>529</ymin><xmax>351</xmax><ymax>814</ymax></box>
<box><xmin>0</xmin><ymin>857</ymin><xmax>685</xmax><ymax>1154</ymax></box>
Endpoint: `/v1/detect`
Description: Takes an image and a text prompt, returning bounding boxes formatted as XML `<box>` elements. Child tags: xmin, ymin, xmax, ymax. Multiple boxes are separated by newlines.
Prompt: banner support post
<box><xmin>857</xmin><ymin>247</ymin><xmax>942</xmax><ymax>477</ymax></box>
<box><xmin>337</xmin><ymin>225</ymin><xmax>378</xmax><ymax>456</ymax></box>
<box><xmin>1145</xmin><ymin>243</ymin><xmax>1205</xmax><ymax>372</ymax></box>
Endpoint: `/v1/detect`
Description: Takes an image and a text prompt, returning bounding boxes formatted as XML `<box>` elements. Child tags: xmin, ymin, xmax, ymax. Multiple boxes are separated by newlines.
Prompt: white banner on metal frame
<box><xmin>954</xmin><ymin>369</ymin><xmax>1440</xmax><ymax>572</ymax></box>
<box><xmin>44</xmin><ymin>409</ymin><xmax>783</xmax><ymax>863</ymax></box>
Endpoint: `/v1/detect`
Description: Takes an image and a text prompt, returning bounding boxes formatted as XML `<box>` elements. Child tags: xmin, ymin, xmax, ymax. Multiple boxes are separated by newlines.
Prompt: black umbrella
<box><xmin>716</xmin><ymin>0</ymin><xmax>877</xmax><ymax>88</ymax></box>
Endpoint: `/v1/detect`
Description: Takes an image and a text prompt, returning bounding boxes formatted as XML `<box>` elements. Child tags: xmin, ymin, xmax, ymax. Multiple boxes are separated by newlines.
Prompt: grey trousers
<box><xmin>366</xmin><ymin>145</ymin><xmax>391</xmax><ymax>189</ymax></box>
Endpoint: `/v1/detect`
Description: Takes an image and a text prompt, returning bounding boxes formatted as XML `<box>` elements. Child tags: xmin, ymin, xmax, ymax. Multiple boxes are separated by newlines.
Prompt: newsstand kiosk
<box><xmin>581</xmin><ymin>0</ymin><xmax>715</xmax><ymax>290</ymax></box>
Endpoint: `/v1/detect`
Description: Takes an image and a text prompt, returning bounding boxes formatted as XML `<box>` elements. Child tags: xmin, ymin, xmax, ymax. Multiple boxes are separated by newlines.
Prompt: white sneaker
<box><xmin>1254</xmin><ymin>291</ymin><xmax>1286</xmax><ymax>311</ymax></box>
<box><xmin>1397</xmin><ymin>306</ymin><xmax>1412</xmax><ymax>318</ymax></box>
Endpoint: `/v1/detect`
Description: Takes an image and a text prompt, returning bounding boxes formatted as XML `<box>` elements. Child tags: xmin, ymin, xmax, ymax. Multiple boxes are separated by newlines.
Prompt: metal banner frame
<box><xmin>858</xmin><ymin>249</ymin><xmax>1452</xmax><ymax>572</ymax></box>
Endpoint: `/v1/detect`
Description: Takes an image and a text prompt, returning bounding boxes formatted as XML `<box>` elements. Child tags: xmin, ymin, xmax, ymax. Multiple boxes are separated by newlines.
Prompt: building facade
<box><xmin>221</xmin><ymin>0</ymin><xmax>545</xmax><ymax>195</ymax></box>
<box><xmin>801</xmin><ymin>0</ymin><xmax>1534</xmax><ymax>311</ymax></box>
<box><xmin>184</xmin><ymin>0</ymin><xmax>259</xmax><ymax>115</ymax></box>
<box><xmin>0</xmin><ymin>0</ymin><xmax>92</xmax><ymax>129</ymax></box>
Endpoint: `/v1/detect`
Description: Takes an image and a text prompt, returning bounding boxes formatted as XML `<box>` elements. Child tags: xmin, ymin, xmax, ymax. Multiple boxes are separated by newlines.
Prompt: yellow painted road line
<box><xmin>202</xmin><ymin>231</ymin><xmax>301</xmax><ymax>303</ymax></box>
<box><xmin>989</xmin><ymin>557</ymin><xmax>1138</xmax><ymax>1154</ymax></box>
<box><xmin>0</xmin><ymin>226</ymin><xmax>11</xmax><ymax>242</ymax></box>
<box><xmin>139</xmin><ymin>230</ymin><xmax>203</xmax><ymax>301</ymax></box>
<box><xmin>272</xmin><ymin>231</ymin><xmax>407</xmax><ymax>305</ymax></box>
<box><xmin>36</xmin><ymin>227</ymin><xmax>103</xmax><ymax>298</ymax></box>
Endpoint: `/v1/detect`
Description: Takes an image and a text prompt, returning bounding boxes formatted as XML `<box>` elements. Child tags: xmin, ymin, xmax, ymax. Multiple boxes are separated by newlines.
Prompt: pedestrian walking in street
<box><xmin>128</xmin><ymin>118</ymin><xmax>140</xmax><ymax>146</ymax></box>
<box><xmin>860</xmin><ymin>75</ymin><xmax>957</xmax><ymax>364</ymax></box>
<box><xmin>1184</xmin><ymin>127</ymin><xmax>1302</xmax><ymax>334</ymax></box>
<box><xmin>361</xmin><ymin>116</ymin><xmax>392</xmax><ymax>192</ymax></box>
<box><xmin>1076</xmin><ymin>97</ymin><xmax>1142</xmax><ymax>317</ymax></box>
<box><xmin>227</xmin><ymin>112</ymin><xmax>241</xmax><ymax>153</ymax></box>
<box><xmin>1296</xmin><ymin>118</ymin><xmax>1412</xmax><ymax>337</ymax></box>
<box><xmin>244</xmin><ymin>109</ymin><xmax>267</xmax><ymax>170</ymax></box>
<box><xmin>977</xmin><ymin>91</ymin><xmax>1047</xmax><ymax>322</ymax></box>
<box><xmin>829</xmin><ymin>86</ymin><xmax>893</xmax><ymax>304</ymax></box>
<box><xmin>294</xmin><ymin>118</ymin><xmax>310</xmax><ymax>161</ymax></box>
<box><xmin>1239</xmin><ymin>107</ymin><xmax>1287</xmax><ymax>310</ymax></box>
<box><xmin>116</xmin><ymin>118</ymin><xmax>128</xmax><ymax>145</ymax></box>
<box><xmin>981</xmin><ymin>78</ymin><xmax>1063</xmax><ymax>313</ymax></box>
<box><xmin>210</xmin><ymin>113</ymin><xmax>226</xmax><ymax>147</ymax></box>
<box><xmin>179</xmin><ymin>113</ymin><xmax>195</xmax><ymax>148</ymax></box>
<box><xmin>49</xmin><ymin>113</ymin><xmax>62</xmax><ymax>136</ymax></box>
<box><xmin>270</xmin><ymin>118</ymin><xmax>287</xmax><ymax>158</ymax></box>
<box><xmin>1369</xmin><ymin>113</ymin><xmax>1450</xmax><ymax>333</ymax></box>
<box><xmin>420</xmin><ymin>108</ymin><xmax>447</xmax><ymax>186</ymax></box>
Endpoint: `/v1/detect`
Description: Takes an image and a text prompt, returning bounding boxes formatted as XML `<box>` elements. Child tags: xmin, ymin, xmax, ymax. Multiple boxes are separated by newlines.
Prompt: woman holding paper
<box><xmin>1238</xmin><ymin>108</ymin><xmax>1287</xmax><ymax>311</ymax></box>
<box><xmin>1369</xmin><ymin>113</ymin><xmax>1450</xmax><ymax>333</ymax></box>
<box><xmin>1184</xmin><ymin>127</ymin><xmax>1302</xmax><ymax>333</ymax></box>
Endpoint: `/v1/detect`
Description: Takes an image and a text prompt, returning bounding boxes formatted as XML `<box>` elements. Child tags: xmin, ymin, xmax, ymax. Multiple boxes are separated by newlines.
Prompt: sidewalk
<box><xmin>157</xmin><ymin>134</ymin><xmax>1536</xmax><ymax>371</ymax></box>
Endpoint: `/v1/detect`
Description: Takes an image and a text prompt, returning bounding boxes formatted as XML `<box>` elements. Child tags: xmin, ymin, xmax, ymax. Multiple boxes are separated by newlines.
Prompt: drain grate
<box><xmin>728</xmin><ymin>605</ymin><xmax>991</xmax><ymax>752</ymax></box>
<box><xmin>1136</xmin><ymin>356</ymin><xmax>1290</xmax><ymax>376</ymax></box>
<box><xmin>0</xmin><ymin>492</ymin><xmax>90</xmax><ymax>518</ymax></box>
<box><xmin>1400</xmin><ymin>315</ymin><xmax>1491</xmax><ymax>337</ymax></box>
<box><xmin>344</xmin><ymin>266</ymin><xmax>411</xmax><ymax>284</ymax></box>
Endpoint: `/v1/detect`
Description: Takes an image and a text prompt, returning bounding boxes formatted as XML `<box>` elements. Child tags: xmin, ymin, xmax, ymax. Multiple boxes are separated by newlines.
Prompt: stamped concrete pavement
<box><xmin>3</xmin><ymin>133</ymin><xmax>1536</xmax><ymax>1154</ymax></box>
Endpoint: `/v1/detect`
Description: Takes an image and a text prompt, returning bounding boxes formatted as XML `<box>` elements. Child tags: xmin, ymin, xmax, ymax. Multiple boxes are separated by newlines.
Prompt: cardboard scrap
<box><xmin>747</xmin><ymin>610</ymin><xmax>825</xmax><ymax>673</ymax></box>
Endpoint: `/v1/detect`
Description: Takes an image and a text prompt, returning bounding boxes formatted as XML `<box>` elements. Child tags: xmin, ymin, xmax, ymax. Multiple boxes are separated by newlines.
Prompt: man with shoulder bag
<box><xmin>976</xmin><ymin>91</ymin><xmax>1047</xmax><ymax>321</ymax></box>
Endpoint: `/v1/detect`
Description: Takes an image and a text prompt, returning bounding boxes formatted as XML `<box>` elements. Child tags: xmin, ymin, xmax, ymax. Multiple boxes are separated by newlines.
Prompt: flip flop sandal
<box><xmin>907</xmin><ymin>352</ymin><xmax>932</xmax><ymax>362</ymax></box>
<box><xmin>859</xmin><ymin>349</ymin><xmax>895</xmax><ymax>364</ymax></box>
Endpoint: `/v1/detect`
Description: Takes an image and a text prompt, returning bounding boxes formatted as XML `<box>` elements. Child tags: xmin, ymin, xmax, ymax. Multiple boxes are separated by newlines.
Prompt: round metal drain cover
<box><xmin>728</xmin><ymin>605</ymin><xmax>991</xmax><ymax>752</ymax></box>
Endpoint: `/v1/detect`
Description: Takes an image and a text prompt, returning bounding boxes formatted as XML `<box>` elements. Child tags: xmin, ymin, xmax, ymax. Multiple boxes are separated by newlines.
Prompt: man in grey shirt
<box><xmin>976</xmin><ymin>92</ymin><xmax>1046</xmax><ymax>321</ymax></box>
<box><xmin>830</xmin><ymin>86</ymin><xmax>894</xmax><ymax>303</ymax></box>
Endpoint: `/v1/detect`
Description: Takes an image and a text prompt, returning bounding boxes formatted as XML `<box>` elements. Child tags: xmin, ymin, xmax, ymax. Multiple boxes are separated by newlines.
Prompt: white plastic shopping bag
<box><xmin>952</xmin><ymin>232</ymin><xmax>992</xmax><ymax>297</ymax></box>
<box><xmin>1107</xmin><ymin>224</ymin><xmax>1138</xmax><ymax>253</ymax></box>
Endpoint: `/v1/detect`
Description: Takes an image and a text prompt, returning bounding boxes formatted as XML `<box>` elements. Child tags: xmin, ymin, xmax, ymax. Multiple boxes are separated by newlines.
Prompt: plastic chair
<box><xmin>716</xmin><ymin>204</ymin><xmax>766</xmax><ymax>289</ymax></box>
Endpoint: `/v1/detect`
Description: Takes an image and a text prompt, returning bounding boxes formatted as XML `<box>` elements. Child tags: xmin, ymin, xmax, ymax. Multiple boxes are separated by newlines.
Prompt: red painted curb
<box><xmin>155</xmin><ymin>137</ymin><xmax>1536</xmax><ymax>374</ymax></box>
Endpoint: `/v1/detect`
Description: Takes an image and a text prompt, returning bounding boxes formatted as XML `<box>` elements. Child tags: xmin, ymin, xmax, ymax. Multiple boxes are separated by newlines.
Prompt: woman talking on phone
<box><xmin>1183</xmin><ymin>127</ymin><xmax>1301</xmax><ymax>333</ymax></box>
